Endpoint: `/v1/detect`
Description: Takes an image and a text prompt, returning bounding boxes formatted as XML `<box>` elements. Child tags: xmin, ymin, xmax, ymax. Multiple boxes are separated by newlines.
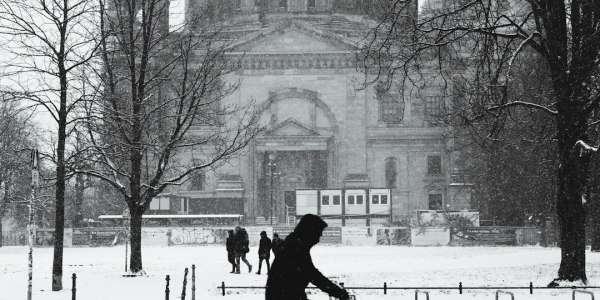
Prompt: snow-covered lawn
<box><xmin>1</xmin><ymin>245</ymin><xmax>599</xmax><ymax>300</ymax></box>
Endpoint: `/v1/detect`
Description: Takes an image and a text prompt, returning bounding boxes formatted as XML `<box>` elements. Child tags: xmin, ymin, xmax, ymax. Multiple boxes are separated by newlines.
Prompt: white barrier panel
<box><xmin>411</xmin><ymin>227</ymin><xmax>450</xmax><ymax>246</ymax></box>
<box><xmin>416</xmin><ymin>211</ymin><xmax>480</xmax><ymax>226</ymax></box>
<box><xmin>142</xmin><ymin>227</ymin><xmax>169</xmax><ymax>246</ymax></box>
<box><xmin>140</xmin><ymin>226</ymin><xmax>275</xmax><ymax>246</ymax></box>
<box><xmin>167</xmin><ymin>227</ymin><xmax>229</xmax><ymax>245</ymax></box>
<box><xmin>341</xmin><ymin>227</ymin><xmax>376</xmax><ymax>245</ymax></box>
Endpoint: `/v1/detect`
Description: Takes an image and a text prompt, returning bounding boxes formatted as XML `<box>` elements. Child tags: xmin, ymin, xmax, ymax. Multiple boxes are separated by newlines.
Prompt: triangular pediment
<box><xmin>265</xmin><ymin>118</ymin><xmax>320</xmax><ymax>136</ymax></box>
<box><xmin>230</xmin><ymin>25</ymin><xmax>356</xmax><ymax>53</ymax></box>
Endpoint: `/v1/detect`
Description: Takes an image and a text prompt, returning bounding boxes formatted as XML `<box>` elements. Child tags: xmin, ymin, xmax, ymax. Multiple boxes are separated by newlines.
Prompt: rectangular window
<box><xmin>160</xmin><ymin>198</ymin><xmax>170</xmax><ymax>210</ymax></box>
<box><xmin>189</xmin><ymin>173</ymin><xmax>205</xmax><ymax>191</ymax></box>
<box><xmin>150</xmin><ymin>197</ymin><xmax>170</xmax><ymax>210</ymax></box>
<box><xmin>150</xmin><ymin>198</ymin><xmax>159</xmax><ymax>210</ymax></box>
<box><xmin>428</xmin><ymin>194</ymin><xmax>443</xmax><ymax>210</ymax></box>
<box><xmin>380</xmin><ymin>195</ymin><xmax>388</xmax><ymax>205</ymax></box>
<box><xmin>425</xmin><ymin>95</ymin><xmax>443</xmax><ymax>123</ymax></box>
<box><xmin>381</xmin><ymin>102</ymin><xmax>403</xmax><ymax>124</ymax></box>
<box><xmin>356</xmin><ymin>195</ymin><xmax>364</xmax><ymax>205</ymax></box>
<box><xmin>180</xmin><ymin>198</ymin><xmax>189</xmax><ymax>214</ymax></box>
<box><xmin>372</xmin><ymin>195</ymin><xmax>379</xmax><ymax>205</ymax></box>
<box><xmin>428</xmin><ymin>155</ymin><xmax>442</xmax><ymax>175</ymax></box>
<box><xmin>321</xmin><ymin>195</ymin><xmax>330</xmax><ymax>206</ymax></box>
<box><xmin>347</xmin><ymin>195</ymin><xmax>355</xmax><ymax>205</ymax></box>
<box><xmin>333</xmin><ymin>195</ymin><xmax>341</xmax><ymax>205</ymax></box>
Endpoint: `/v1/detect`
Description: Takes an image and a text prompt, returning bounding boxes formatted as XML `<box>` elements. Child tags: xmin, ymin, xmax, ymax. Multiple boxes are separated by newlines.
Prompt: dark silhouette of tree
<box><xmin>0</xmin><ymin>99</ymin><xmax>37</xmax><ymax>247</ymax></box>
<box><xmin>0</xmin><ymin>0</ymin><xmax>100</xmax><ymax>290</ymax></box>
<box><xmin>83</xmin><ymin>0</ymin><xmax>261</xmax><ymax>274</ymax></box>
<box><xmin>360</xmin><ymin>0</ymin><xmax>600</xmax><ymax>284</ymax></box>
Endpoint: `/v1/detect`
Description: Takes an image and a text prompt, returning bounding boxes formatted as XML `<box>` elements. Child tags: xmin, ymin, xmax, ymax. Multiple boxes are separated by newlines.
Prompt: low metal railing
<box><xmin>216</xmin><ymin>281</ymin><xmax>600</xmax><ymax>296</ymax></box>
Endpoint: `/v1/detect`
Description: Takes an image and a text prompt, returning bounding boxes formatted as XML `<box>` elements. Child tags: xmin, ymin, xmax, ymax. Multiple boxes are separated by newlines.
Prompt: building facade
<box><xmin>147</xmin><ymin>0</ymin><xmax>473</xmax><ymax>224</ymax></box>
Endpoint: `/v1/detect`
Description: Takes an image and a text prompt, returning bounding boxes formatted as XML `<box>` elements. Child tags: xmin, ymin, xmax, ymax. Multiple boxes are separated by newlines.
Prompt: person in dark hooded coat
<box><xmin>256</xmin><ymin>231</ymin><xmax>271</xmax><ymax>275</ymax></box>
<box><xmin>270</xmin><ymin>233</ymin><xmax>283</xmax><ymax>257</ymax></box>
<box><xmin>234</xmin><ymin>226</ymin><xmax>252</xmax><ymax>273</ymax></box>
<box><xmin>226</xmin><ymin>230</ymin><xmax>237</xmax><ymax>273</ymax></box>
<box><xmin>265</xmin><ymin>214</ymin><xmax>349</xmax><ymax>300</ymax></box>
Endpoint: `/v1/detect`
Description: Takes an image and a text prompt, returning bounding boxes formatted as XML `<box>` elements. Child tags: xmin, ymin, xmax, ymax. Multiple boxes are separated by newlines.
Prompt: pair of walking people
<box><xmin>226</xmin><ymin>228</ymin><xmax>274</xmax><ymax>275</ymax></box>
<box><xmin>226</xmin><ymin>226</ymin><xmax>252</xmax><ymax>274</ymax></box>
<box><xmin>255</xmin><ymin>231</ymin><xmax>285</xmax><ymax>274</ymax></box>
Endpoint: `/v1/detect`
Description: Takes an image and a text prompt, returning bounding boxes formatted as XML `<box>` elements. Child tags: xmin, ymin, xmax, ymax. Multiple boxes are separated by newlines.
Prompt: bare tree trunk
<box><xmin>555</xmin><ymin>99</ymin><xmax>589</xmax><ymax>282</ymax></box>
<box><xmin>591</xmin><ymin>213</ymin><xmax>600</xmax><ymax>252</ymax></box>
<box><xmin>556</xmin><ymin>158</ymin><xmax>587</xmax><ymax>281</ymax></box>
<box><xmin>0</xmin><ymin>181</ymin><xmax>5</xmax><ymax>247</ymax></box>
<box><xmin>129</xmin><ymin>206</ymin><xmax>143</xmax><ymax>273</ymax></box>
<box><xmin>590</xmin><ymin>162</ymin><xmax>600</xmax><ymax>251</ymax></box>
<box><xmin>52</xmin><ymin>64</ymin><xmax>69</xmax><ymax>291</ymax></box>
<box><xmin>0</xmin><ymin>215</ymin><xmax>3</xmax><ymax>247</ymax></box>
<box><xmin>73</xmin><ymin>172</ymin><xmax>84</xmax><ymax>228</ymax></box>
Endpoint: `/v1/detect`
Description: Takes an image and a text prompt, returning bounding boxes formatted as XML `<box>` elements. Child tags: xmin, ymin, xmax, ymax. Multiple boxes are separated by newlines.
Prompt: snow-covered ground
<box><xmin>1</xmin><ymin>245</ymin><xmax>599</xmax><ymax>300</ymax></box>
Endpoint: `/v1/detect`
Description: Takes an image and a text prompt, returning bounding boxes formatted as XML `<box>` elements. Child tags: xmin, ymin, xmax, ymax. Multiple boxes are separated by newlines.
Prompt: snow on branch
<box><xmin>574</xmin><ymin>140</ymin><xmax>599</xmax><ymax>157</ymax></box>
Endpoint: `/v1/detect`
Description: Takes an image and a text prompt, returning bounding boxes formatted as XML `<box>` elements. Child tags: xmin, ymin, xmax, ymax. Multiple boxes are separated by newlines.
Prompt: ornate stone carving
<box><xmin>227</xmin><ymin>52</ymin><xmax>355</xmax><ymax>70</ymax></box>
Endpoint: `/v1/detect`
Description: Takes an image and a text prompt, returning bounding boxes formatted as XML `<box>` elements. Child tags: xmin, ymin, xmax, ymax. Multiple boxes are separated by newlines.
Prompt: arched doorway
<box><xmin>281</xmin><ymin>174</ymin><xmax>306</xmax><ymax>222</ymax></box>
<box><xmin>254</xmin><ymin>88</ymin><xmax>338</xmax><ymax>224</ymax></box>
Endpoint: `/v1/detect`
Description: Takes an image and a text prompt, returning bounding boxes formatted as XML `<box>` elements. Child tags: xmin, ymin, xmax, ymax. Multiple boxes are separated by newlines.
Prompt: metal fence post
<box><xmin>221</xmin><ymin>281</ymin><xmax>226</xmax><ymax>296</ymax></box>
<box><xmin>71</xmin><ymin>273</ymin><xmax>77</xmax><ymax>300</ymax></box>
<box><xmin>459</xmin><ymin>282</ymin><xmax>463</xmax><ymax>294</ymax></box>
<box><xmin>125</xmin><ymin>240</ymin><xmax>128</xmax><ymax>272</ymax></box>
<box><xmin>384</xmin><ymin>282</ymin><xmax>387</xmax><ymax>295</ymax></box>
<box><xmin>192</xmin><ymin>265</ymin><xmax>196</xmax><ymax>300</ymax></box>
<box><xmin>495</xmin><ymin>290</ymin><xmax>515</xmax><ymax>300</ymax></box>
<box><xmin>415</xmin><ymin>290</ymin><xmax>429</xmax><ymax>300</ymax></box>
<box><xmin>165</xmin><ymin>275</ymin><xmax>170</xmax><ymax>300</ymax></box>
<box><xmin>530</xmin><ymin>282</ymin><xmax>533</xmax><ymax>294</ymax></box>
<box><xmin>181</xmin><ymin>268</ymin><xmax>189</xmax><ymax>300</ymax></box>
<box><xmin>572</xmin><ymin>290</ymin><xmax>595</xmax><ymax>300</ymax></box>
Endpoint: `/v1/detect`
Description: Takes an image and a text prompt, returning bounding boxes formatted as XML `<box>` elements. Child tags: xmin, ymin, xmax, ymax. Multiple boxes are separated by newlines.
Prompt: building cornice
<box><xmin>227</xmin><ymin>51</ymin><xmax>356</xmax><ymax>70</ymax></box>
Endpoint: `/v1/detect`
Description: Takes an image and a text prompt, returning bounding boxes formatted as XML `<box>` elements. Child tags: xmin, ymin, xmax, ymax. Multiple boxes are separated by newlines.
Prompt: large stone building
<box><xmin>148</xmin><ymin>0</ymin><xmax>473</xmax><ymax>224</ymax></box>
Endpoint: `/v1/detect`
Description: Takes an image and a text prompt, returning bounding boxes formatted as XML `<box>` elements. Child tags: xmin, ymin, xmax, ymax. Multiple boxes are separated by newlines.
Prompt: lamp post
<box><xmin>268</xmin><ymin>156</ymin><xmax>278</xmax><ymax>225</ymax></box>
<box><xmin>29</xmin><ymin>148</ymin><xmax>39</xmax><ymax>300</ymax></box>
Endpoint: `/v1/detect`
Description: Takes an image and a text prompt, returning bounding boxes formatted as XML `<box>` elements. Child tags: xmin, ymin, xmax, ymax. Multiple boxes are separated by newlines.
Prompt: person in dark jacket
<box><xmin>271</xmin><ymin>233</ymin><xmax>283</xmax><ymax>256</ymax></box>
<box><xmin>234</xmin><ymin>226</ymin><xmax>252</xmax><ymax>274</ymax></box>
<box><xmin>256</xmin><ymin>231</ymin><xmax>271</xmax><ymax>275</ymax></box>
<box><xmin>226</xmin><ymin>230</ymin><xmax>237</xmax><ymax>273</ymax></box>
<box><xmin>265</xmin><ymin>214</ymin><xmax>349</xmax><ymax>300</ymax></box>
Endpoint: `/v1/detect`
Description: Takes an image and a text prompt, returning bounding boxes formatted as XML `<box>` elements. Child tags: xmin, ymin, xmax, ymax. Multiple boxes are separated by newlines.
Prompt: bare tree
<box><xmin>0</xmin><ymin>0</ymin><xmax>100</xmax><ymax>290</ymax></box>
<box><xmin>82</xmin><ymin>0</ymin><xmax>261</xmax><ymax>274</ymax></box>
<box><xmin>360</xmin><ymin>0</ymin><xmax>600</xmax><ymax>284</ymax></box>
<box><xmin>0</xmin><ymin>98</ymin><xmax>36</xmax><ymax>247</ymax></box>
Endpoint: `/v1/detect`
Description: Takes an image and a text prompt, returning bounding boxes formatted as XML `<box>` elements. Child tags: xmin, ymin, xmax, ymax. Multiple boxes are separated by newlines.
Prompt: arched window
<box><xmin>189</xmin><ymin>172</ymin><xmax>206</xmax><ymax>191</ymax></box>
<box><xmin>385</xmin><ymin>157</ymin><xmax>397</xmax><ymax>189</ymax></box>
<box><xmin>376</xmin><ymin>82</ymin><xmax>404</xmax><ymax>125</ymax></box>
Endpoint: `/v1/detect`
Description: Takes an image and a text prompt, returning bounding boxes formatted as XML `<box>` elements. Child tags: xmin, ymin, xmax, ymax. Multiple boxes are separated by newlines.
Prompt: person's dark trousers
<box><xmin>228</xmin><ymin>252</ymin><xmax>236</xmax><ymax>273</ymax></box>
<box><xmin>235</xmin><ymin>253</ymin><xmax>252</xmax><ymax>273</ymax></box>
<box><xmin>256</xmin><ymin>255</ymin><xmax>270</xmax><ymax>274</ymax></box>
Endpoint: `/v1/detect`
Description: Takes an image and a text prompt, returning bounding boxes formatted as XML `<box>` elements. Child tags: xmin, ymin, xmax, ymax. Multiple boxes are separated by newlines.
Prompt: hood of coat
<box><xmin>291</xmin><ymin>214</ymin><xmax>328</xmax><ymax>247</ymax></box>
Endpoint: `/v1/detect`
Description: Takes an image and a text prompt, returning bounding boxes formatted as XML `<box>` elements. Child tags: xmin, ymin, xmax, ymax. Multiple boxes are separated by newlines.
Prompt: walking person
<box><xmin>265</xmin><ymin>214</ymin><xmax>349</xmax><ymax>300</ymax></box>
<box><xmin>226</xmin><ymin>230</ymin><xmax>237</xmax><ymax>273</ymax></box>
<box><xmin>271</xmin><ymin>233</ymin><xmax>284</xmax><ymax>257</ymax></box>
<box><xmin>256</xmin><ymin>231</ymin><xmax>271</xmax><ymax>275</ymax></box>
<box><xmin>234</xmin><ymin>226</ymin><xmax>252</xmax><ymax>273</ymax></box>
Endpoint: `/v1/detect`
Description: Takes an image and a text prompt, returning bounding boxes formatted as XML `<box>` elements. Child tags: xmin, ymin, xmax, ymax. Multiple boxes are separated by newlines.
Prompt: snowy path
<box><xmin>1</xmin><ymin>245</ymin><xmax>599</xmax><ymax>299</ymax></box>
